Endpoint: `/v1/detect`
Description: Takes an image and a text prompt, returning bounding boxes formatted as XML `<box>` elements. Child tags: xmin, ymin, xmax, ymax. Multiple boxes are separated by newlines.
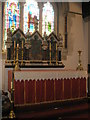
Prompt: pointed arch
<box><xmin>4</xmin><ymin>0</ymin><xmax>20</xmax><ymax>49</ymax></box>
<box><xmin>24</xmin><ymin>0</ymin><xmax>39</xmax><ymax>34</ymax></box>
<box><xmin>42</xmin><ymin>2</ymin><xmax>54</xmax><ymax>36</ymax></box>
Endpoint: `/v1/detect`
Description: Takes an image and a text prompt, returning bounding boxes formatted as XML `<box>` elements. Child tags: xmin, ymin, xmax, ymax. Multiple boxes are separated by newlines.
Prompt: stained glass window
<box><xmin>42</xmin><ymin>2</ymin><xmax>54</xmax><ymax>36</ymax></box>
<box><xmin>4</xmin><ymin>0</ymin><xmax>20</xmax><ymax>49</ymax></box>
<box><xmin>24</xmin><ymin>0</ymin><xmax>39</xmax><ymax>34</ymax></box>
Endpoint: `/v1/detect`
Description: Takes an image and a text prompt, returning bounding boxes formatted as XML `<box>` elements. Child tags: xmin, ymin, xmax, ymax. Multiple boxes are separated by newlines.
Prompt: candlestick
<box><xmin>14</xmin><ymin>40</ymin><xmax>16</xmax><ymax>64</ymax></box>
<box><xmin>56</xmin><ymin>42</ymin><xmax>57</xmax><ymax>51</ymax></box>
<box><xmin>9</xmin><ymin>71</ymin><xmax>15</xmax><ymax>118</ymax></box>
<box><xmin>56</xmin><ymin>42</ymin><xmax>58</xmax><ymax>65</ymax></box>
<box><xmin>21</xmin><ymin>41</ymin><xmax>24</xmax><ymax>65</ymax></box>
<box><xmin>49</xmin><ymin>42</ymin><xmax>51</xmax><ymax>65</ymax></box>
<box><xmin>14</xmin><ymin>41</ymin><xmax>15</xmax><ymax>48</ymax></box>
<box><xmin>22</xmin><ymin>41</ymin><xmax>23</xmax><ymax>49</ymax></box>
<box><xmin>17</xmin><ymin>44</ymin><xmax>19</xmax><ymax>48</ymax></box>
<box><xmin>11</xmin><ymin>81</ymin><xmax>12</xmax><ymax>89</ymax></box>
<box><xmin>50</xmin><ymin>42</ymin><xmax>51</xmax><ymax>50</ymax></box>
<box><xmin>14</xmin><ymin>43</ymin><xmax>20</xmax><ymax>71</ymax></box>
<box><xmin>76</xmin><ymin>50</ymin><xmax>83</xmax><ymax>70</ymax></box>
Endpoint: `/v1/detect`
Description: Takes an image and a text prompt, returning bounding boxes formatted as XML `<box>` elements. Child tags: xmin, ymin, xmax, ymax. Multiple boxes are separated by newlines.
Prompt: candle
<box><xmin>22</xmin><ymin>41</ymin><xmax>23</xmax><ymax>49</ymax></box>
<box><xmin>17</xmin><ymin>44</ymin><xmax>19</xmax><ymax>48</ymax></box>
<box><xmin>56</xmin><ymin>42</ymin><xmax>57</xmax><ymax>51</ymax></box>
<box><xmin>11</xmin><ymin>81</ymin><xmax>12</xmax><ymax>89</ymax></box>
<box><xmin>50</xmin><ymin>42</ymin><xmax>51</xmax><ymax>50</ymax></box>
<box><xmin>14</xmin><ymin>41</ymin><xmax>15</xmax><ymax>48</ymax></box>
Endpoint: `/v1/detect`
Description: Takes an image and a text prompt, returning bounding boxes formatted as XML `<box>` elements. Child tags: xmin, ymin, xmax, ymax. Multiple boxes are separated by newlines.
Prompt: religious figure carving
<box><xmin>7</xmin><ymin>28</ymin><xmax>12</xmax><ymax>38</ymax></box>
<box><xmin>26</xmin><ymin>29</ymin><xmax>31</xmax><ymax>38</ymax></box>
<box><xmin>57</xmin><ymin>33</ymin><xmax>63</xmax><ymax>48</ymax></box>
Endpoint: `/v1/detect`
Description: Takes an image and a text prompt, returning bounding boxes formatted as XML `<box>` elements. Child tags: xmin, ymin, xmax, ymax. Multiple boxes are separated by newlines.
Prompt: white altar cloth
<box><xmin>14</xmin><ymin>69</ymin><xmax>88</xmax><ymax>81</ymax></box>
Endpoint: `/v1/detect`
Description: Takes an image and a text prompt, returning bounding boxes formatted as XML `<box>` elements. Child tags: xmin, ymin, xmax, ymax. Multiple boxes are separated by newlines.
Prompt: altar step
<box><xmin>14</xmin><ymin>98</ymin><xmax>89</xmax><ymax>119</ymax></box>
<box><xmin>2</xmin><ymin>97</ymin><xmax>89</xmax><ymax>119</ymax></box>
<box><xmin>15</xmin><ymin>103</ymin><xmax>88</xmax><ymax>119</ymax></box>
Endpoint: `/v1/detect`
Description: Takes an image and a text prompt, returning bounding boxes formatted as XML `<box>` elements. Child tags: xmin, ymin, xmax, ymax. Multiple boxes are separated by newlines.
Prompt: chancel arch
<box><xmin>23</xmin><ymin>0</ymin><xmax>39</xmax><ymax>34</ymax></box>
<box><xmin>3</xmin><ymin>0</ymin><xmax>20</xmax><ymax>50</ymax></box>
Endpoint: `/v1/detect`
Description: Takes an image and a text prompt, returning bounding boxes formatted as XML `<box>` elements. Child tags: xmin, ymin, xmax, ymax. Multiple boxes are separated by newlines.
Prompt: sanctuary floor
<box><xmin>2</xmin><ymin>97</ymin><xmax>90</xmax><ymax>120</ymax></box>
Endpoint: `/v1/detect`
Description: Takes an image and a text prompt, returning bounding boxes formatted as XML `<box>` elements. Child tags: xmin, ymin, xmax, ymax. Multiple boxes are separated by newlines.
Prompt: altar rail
<box><xmin>8</xmin><ymin>70</ymin><xmax>88</xmax><ymax>106</ymax></box>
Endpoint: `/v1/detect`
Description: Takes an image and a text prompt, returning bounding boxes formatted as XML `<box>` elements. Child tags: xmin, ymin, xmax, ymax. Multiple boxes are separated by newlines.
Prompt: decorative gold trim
<box><xmin>35</xmin><ymin>80</ymin><xmax>36</xmax><ymax>103</ymax></box>
<box><xmin>24</xmin><ymin>81</ymin><xmax>26</xmax><ymax>104</ymax></box>
<box><xmin>54</xmin><ymin>80</ymin><xmax>56</xmax><ymax>100</ymax></box>
<box><xmin>62</xmin><ymin>79</ymin><xmax>64</xmax><ymax>99</ymax></box>
<box><xmin>71</xmin><ymin>79</ymin><xmax>72</xmax><ymax>98</ymax></box>
<box><xmin>44</xmin><ymin>80</ymin><xmax>46</xmax><ymax>101</ymax></box>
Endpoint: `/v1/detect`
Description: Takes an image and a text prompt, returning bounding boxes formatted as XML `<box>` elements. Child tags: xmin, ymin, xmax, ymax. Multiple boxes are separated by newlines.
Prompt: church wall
<box><xmin>63</xmin><ymin>2</ymin><xmax>88</xmax><ymax>70</ymax></box>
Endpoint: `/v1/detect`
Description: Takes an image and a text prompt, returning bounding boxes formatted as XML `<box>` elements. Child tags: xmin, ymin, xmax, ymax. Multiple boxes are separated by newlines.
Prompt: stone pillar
<box><xmin>2</xmin><ymin>2</ymin><xmax>5</xmax><ymax>51</ymax></box>
<box><xmin>20</xmin><ymin>2</ymin><xmax>25</xmax><ymax>31</ymax></box>
<box><xmin>56</xmin><ymin>3</ymin><xmax>59</xmax><ymax>36</ymax></box>
<box><xmin>52</xmin><ymin>2</ymin><xmax>57</xmax><ymax>35</ymax></box>
<box><xmin>38</xmin><ymin>2</ymin><xmax>43</xmax><ymax>35</ymax></box>
<box><xmin>65</xmin><ymin>14</ymin><xmax>67</xmax><ymax>49</ymax></box>
<box><xmin>0</xmin><ymin>2</ymin><xmax>2</xmax><ymax>51</ymax></box>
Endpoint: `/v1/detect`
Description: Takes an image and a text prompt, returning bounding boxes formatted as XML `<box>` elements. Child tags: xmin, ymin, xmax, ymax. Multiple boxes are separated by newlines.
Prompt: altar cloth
<box><xmin>14</xmin><ymin>69</ymin><xmax>88</xmax><ymax>80</ymax></box>
<box><xmin>8</xmin><ymin>69</ymin><xmax>88</xmax><ymax>105</ymax></box>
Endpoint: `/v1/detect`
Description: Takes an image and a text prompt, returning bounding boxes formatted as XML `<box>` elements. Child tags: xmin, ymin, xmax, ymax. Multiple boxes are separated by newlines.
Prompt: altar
<box><xmin>5</xmin><ymin>26</ymin><xmax>88</xmax><ymax>111</ymax></box>
<box><xmin>8</xmin><ymin>69</ymin><xmax>87</xmax><ymax>106</ymax></box>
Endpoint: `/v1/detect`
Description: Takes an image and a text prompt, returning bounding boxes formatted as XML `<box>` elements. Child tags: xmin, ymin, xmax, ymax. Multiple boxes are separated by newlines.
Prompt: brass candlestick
<box><xmin>21</xmin><ymin>40</ymin><xmax>24</xmax><ymax>65</ymax></box>
<box><xmin>14</xmin><ymin>44</ymin><xmax>20</xmax><ymax>71</ymax></box>
<box><xmin>49</xmin><ymin>41</ymin><xmax>52</xmax><ymax>65</ymax></box>
<box><xmin>13</xmin><ymin>40</ymin><xmax>16</xmax><ymax>65</ymax></box>
<box><xmin>9</xmin><ymin>71</ymin><xmax>15</xmax><ymax>118</ymax></box>
<box><xmin>76</xmin><ymin>50</ymin><xmax>83</xmax><ymax>70</ymax></box>
<box><xmin>56</xmin><ymin>42</ymin><xmax>58</xmax><ymax>65</ymax></box>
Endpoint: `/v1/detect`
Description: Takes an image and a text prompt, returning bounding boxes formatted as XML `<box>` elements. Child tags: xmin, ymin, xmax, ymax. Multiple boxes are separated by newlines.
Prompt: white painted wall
<box><xmin>63</xmin><ymin>2</ymin><xmax>88</xmax><ymax>70</ymax></box>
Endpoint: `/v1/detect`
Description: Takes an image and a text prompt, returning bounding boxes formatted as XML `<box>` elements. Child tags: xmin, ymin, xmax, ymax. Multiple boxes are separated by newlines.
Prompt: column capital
<box><xmin>38</xmin><ymin>2</ymin><xmax>43</xmax><ymax>9</ymax></box>
<box><xmin>19</xmin><ymin>2</ymin><xmax>26</xmax><ymax>7</ymax></box>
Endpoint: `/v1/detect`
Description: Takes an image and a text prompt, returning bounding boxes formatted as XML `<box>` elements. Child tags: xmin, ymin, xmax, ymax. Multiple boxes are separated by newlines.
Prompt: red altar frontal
<box><xmin>8</xmin><ymin>69</ymin><xmax>88</xmax><ymax>106</ymax></box>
